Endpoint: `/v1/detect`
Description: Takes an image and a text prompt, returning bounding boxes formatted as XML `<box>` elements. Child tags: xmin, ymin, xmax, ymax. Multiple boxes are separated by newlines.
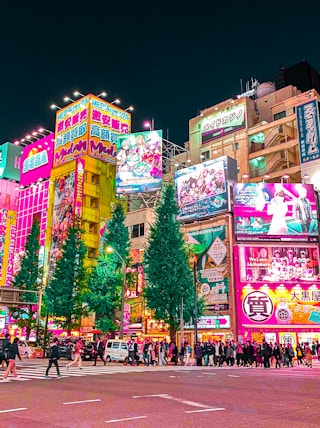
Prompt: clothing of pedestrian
<box><xmin>172</xmin><ymin>343</ymin><xmax>179</xmax><ymax>366</ymax></box>
<box><xmin>261</xmin><ymin>341</ymin><xmax>271</xmax><ymax>368</ymax></box>
<box><xmin>304</xmin><ymin>343</ymin><xmax>313</xmax><ymax>368</ymax></box>
<box><xmin>2</xmin><ymin>334</ymin><xmax>11</xmax><ymax>368</ymax></box>
<box><xmin>93</xmin><ymin>338</ymin><xmax>106</xmax><ymax>366</ymax></box>
<box><xmin>296</xmin><ymin>344</ymin><xmax>304</xmax><ymax>366</ymax></box>
<box><xmin>194</xmin><ymin>342</ymin><xmax>203</xmax><ymax>366</ymax></box>
<box><xmin>45</xmin><ymin>338</ymin><xmax>61</xmax><ymax>378</ymax></box>
<box><xmin>185</xmin><ymin>344</ymin><xmax>192</xmax><ymax>366</ymax></box>
<box><xmin>66</xmin><ymin>339</ymin><xmax>83</xmax><ymax>370</ymax></box>
<box><xmin>3</xmin><ymin>337</ymin><xmax>21</xmax><ymax>381</ymax></box>
<box><xmin>272</xmin><ymin>344</ymin><xmax>282</xmax><ymax>369</ymax></box>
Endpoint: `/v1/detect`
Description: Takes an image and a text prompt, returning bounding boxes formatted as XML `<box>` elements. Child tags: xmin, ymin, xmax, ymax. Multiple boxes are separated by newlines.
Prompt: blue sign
<box><xmin>296</xmin><ymin>99</ymin><xmax>320</xmax><ymax>164</ymax></box>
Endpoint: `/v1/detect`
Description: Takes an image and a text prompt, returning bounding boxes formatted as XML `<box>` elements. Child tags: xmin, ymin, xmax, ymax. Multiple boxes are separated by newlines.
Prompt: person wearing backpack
<box><xmin>45</xmin><ymin>338</ymin><xmax>62</xmax><ymax>379</ymax></box>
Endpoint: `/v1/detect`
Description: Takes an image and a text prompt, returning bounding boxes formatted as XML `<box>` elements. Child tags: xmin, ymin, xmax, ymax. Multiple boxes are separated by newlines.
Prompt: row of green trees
<box><xmin>10</xmin><ymin>184</ymin><xmax>198</xmax><ymax>342</ymax></box>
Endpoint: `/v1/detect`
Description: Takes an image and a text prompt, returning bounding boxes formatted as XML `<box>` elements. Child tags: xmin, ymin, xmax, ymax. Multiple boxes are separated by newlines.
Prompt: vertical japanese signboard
<box><xmin>0</xmin><ymin>210</ymin><xmax>16</xmax><ymax>286</ymax></box>
<box><xmin>296</xmin><ymin>99</ymin><xmax>320</xmax><ymax>164</ymax></box>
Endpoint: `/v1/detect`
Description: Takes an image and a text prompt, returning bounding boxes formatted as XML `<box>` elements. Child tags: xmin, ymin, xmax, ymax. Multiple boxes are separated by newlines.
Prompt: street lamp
<box><xmin>106</xmin><ymin>246</ymin><xmax>126</xmax><ymax>339</ymax></box>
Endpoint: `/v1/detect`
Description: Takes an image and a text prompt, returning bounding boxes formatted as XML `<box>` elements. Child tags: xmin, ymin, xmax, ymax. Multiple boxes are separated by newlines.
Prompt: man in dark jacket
<box><xmin>45</xmin><ymin>338</ymin><xmax>62</xmax><ymax>379</ymax></box>
<box><xmin>93</xmin><ymin>337</ymin><xmax>106</xmax><ymax>366</ymax></box>
<box><xmin>3</xmin><ymin>334</ymin><xmax>11</xmax><ymax>368</ymax></box>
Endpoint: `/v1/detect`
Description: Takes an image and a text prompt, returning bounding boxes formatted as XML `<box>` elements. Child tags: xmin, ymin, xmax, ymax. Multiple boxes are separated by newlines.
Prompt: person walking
<box><xmin>45</xmin><ymin>337</ymin><xmax>61</xmax><ymax>379</ymax></box>
<box><xmin>93</xmin><ymin>337</ymin><xmax>106</xmax><ymax>366</ymax></box>
<box><xmin>185</xmin><ymin>343</ymin><xmax>192</xmax><ymax>366</ymax></box>
<box><xmin>194</xmin><ymin>341</ymin><xmax>203</xmax><ymax>366</ymax></box>
<box><xmin>66</xmin><ymin>339</ymin><xmax>83</xmax><ymax>370</ymax></box>
<box><xmin>3</xmin><ymin>333</ymin><xmax>11</xmax><ymax>368</ymax></box>
<box><xmin>273</xmin><ymin>343</ymin><xmax>282</xmax><ymax>369</ymax></box>
<box><xmin>3</xmin><ymin>337</ymin><xmax>22</xmax><ymax>381</ymax></box>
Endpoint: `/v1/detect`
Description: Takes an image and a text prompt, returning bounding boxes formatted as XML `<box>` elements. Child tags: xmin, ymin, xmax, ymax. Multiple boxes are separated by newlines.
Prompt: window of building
<box><xmin>87</xmin><ymin>248</ymin><xmax>96</xmax><ymax>259</ymax></box>
<box><xmin>234</xmin><ymin>142</ymin><xmax>239</xmax><ymax>151</ymax></box>
<box><xmin>273</xmin><ymin>111</ymin><xmax>286</xmax><ymax>121</ymax></box>
<box><xmin>91</xmin><ymin>174</ymin><xmax>100</xmax><ymax>185</ymax></box>
<box><xmin>201</xmin><ymin>151</ymin><xmax>210</xmax><ymax>161</ymax></box>
<box><xmin>90</xmin><ymin>197</ymin><xmax>99</xmax><ymax>209</ymax></box>
<box><xmin>89</xmin><ymin>222</ymin><xmax>98</xmax><ymax>234</ymax></box>
<box><xmin>131</xmin><ymin>223</ymin><xmax>145</xmax><ymax>238</ymax></box>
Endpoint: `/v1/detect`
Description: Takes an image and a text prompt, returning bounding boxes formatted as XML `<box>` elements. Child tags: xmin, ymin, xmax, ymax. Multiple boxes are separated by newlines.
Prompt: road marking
<box><xmin>169</xmin><ymin>375</ymin><xmax>176</xmax><ymax>378</ymax></box>
<box><xmin>228</xmin><ymin>375</ymin><xmax>240</xmax><ymax>378</ymax></box>
<box><xmin>132</xmin><ymin>394</ymin><xmax>169</xmax><ymax>398</ymax></box>
<box><xmin>0</xmin><ymin>408</ymin><xmax>28</xmax><ymax>414</ymax></box>
<box><xmin>63</xmin><ymin>399</ymin><xmax>102</xmax><ymax>405</ymax></box>
<box><xmin>202</xmin><ymin>372</ymin><xmax>217</xmax><ymax>375</ymax></box>
<box><xmin>105</xmin><ymin>416</ymin><xmax>147</xmax><ymax>423</ymax></box>
<box><xmin>185</xmin><ymin>408</ymin><xmax>226</xmax><ymax>414</ymax></box>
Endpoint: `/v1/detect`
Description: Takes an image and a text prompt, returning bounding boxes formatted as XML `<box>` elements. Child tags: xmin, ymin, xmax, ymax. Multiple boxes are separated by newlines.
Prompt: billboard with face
<box><xmin>186</xmin><ymin>224</ymin><xmax>230</xmax><ymax>307</ymax></box>
<box><xmin>233</xmin><ymin>183</ymin><xmax>319</xmax><ymax>242</ymax></box>
<box><xmin>20</xmin><ymin>134</ymin><xmax>54</xmax><ymax>186</ymax></box>
<box><xmin>49</xmin><ymin>172</ymin><xmax>75</xmax><ymax>270</ymax></box>
<box><xmin>175</xmin><ymin>156</ymin><xmax>237</xmax><ymax>221</ymax></box>
<box><xmin>116</xmin><ymin>130</ymin><xmax>162</xmax><ymax>194</ymax></box>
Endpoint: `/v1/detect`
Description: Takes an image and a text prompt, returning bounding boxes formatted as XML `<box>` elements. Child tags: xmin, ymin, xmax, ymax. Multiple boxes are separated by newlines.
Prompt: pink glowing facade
<box><xmin>15</xmin><ymin>134</ymin><xmax>54</xmax><ymax>254</ymax></box>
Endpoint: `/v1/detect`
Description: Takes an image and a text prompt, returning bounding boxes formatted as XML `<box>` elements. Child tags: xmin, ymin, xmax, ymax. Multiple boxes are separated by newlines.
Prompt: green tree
<box><xmin>85</xmin><ymin>203</ymin><xmax>130</xmax><ymax>334</ymax></box>
<box><xmin>144</xmin><ymin>184</ymin><xmax>196</xmax><ymax>342</ymax></box>
<box><xmin>44</xmin><ymin>221</ymin><xmax>87</xmax><ymax>333</ymax></box>
<box><xmin>10</xmin><ymin>218</ymin><xmax>41</xmax><ymax>340</ymax></box>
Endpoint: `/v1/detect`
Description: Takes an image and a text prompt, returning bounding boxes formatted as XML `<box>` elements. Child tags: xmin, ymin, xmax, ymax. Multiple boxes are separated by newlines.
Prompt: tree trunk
<box><xmin>170</xmin><ymin>327</ymin><xmax>177</xmax><ymax>344</ymax></box>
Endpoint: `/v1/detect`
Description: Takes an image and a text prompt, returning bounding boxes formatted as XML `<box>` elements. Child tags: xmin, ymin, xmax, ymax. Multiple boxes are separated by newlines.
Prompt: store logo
<box><xmin>243</xmin><ymin>290</ymin><xmax>273</xmax><ymax>323</ymax></box>
<box><xmin>23</xmin><ymin>150</ymin><xmax>48</xmax><ymax>173</ymax></box>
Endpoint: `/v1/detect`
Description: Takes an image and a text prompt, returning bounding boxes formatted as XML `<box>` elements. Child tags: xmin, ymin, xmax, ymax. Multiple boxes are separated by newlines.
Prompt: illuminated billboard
<box><xmin>116</xmin><ymin>130</ymin><xmax>162</xmax><ymax>194</ymax></box>
<box><xmin>233</xmin><ymin>183</ymin><xmax>319</xmax><ymax>242</ymax></box>
<box><xmin>234</xmin><ymin>245</ymin><xmax>319</xmax><ymax>283</ymax></box>
<box><xmin>54</xmin><ymin>95</ymin><xmax>131</xmax><ymax>167</ymax></box>
<box><xmin>237</xmin><ymin>282</ymin><xmax>320</xmax><ymax>328</ymax></box>
<box><xmin>20</xmin><ymin>133</ymin><xmax>54</xmax><ymax>187</ymax></box>
<box><xmin>88</xmin><ymin>95</ymin><xmax>131</xmax><ymax>164</ymax></box>
<box><xmin>296</xmin><ymin>99</ymin><xmax>320</xmax><ymax>164</ymax></box>
<box><xmin>49</xmin><ymin>172</ymin><xmax>75</xmax><ymax>270</ymax></box>
<box><xmin>176</xmin><ymin>156</ymin><xmax>237</xmax><ymax>221</ymax></box>
<box><xmin>187</xmin><ymin>225</ymin><xmax>230</xmax><ymax>307</ymax></box>
<box><xmin>201</xmin><ymin>104</ymin><xmax>246</xmax><ymax>144</ymax></box>
<box><xmin>0</xmin><ymin>143</ymin><xmax>21</xmax><ymax>181</ymax></box>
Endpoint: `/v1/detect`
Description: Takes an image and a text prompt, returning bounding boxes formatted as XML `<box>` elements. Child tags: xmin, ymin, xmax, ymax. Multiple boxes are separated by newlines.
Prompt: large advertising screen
<box><xmin>201</xmin><ymin>104</ymin><xmax>246</xmax><ymax>144</ymax></box>
<box><xmin>176</xmin><ymin>156</ymin><xmax>237</xmax><ymax>221</ymax></box>
<box><xmin>88</xmin><ymin>95</ymin><xmax>131</xmax><ymax>164</ymax></box>
<box><xmin>20</xmin><ymin>133</ymin><xmax>54</xmax><ymax>186</ymax></box>
<box><xmin>296</xmin><ymin>99</ymin><xmax>320</xmax><ymax>164</ymax></box>
<box><xmin>237</xmin><ymin>282</ymin><xmax>320</xmax><ymax>328</ymax></box>
<box><xmin>187</xmin><ymin>224</ymin><xmax>230</xmax><ymax>307</ymax></box>
<box><xmin>233</xmin><ymin>183</ymin><xmax>319</xmax><ymax>242</ymax></box>
<box><xmin>54</xmin><ymin>95</ymin><xmax>131</xmax><ymax>167</ymax></box>
<box><xmin>234</xmin><ymin>245</ymin><xmax>319</xmax><ymax>283</ymax></box>
<box><xmin>116</xmin><ymin>130</ymin><xmax>162</xmax><ymax>194</ymax></box>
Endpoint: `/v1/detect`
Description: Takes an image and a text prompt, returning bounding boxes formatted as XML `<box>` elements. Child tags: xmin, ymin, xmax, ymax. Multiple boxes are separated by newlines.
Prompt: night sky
<box><xmin>1</xmin><ymin>2</ymin><xmax>320</xmax><ymax>146</ymax></box>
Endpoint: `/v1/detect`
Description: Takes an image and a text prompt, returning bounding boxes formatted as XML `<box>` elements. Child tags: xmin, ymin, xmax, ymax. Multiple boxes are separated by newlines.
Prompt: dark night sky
<box><xmin>1</xmin><ymin>2</ymin><xmax>320</xmax><ymax>146</ymax></box>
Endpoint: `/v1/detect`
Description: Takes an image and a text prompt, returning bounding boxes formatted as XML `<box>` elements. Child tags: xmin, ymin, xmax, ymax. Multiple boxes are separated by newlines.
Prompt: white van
<box><xmin>105</xmin><ymin>340</ymin><xmax>128</xmax><ymax>362</ymax></box>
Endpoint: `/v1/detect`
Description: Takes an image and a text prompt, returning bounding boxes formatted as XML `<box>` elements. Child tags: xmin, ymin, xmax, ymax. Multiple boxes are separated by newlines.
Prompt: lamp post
<box><xmin>193</xmin><ymin>261</ymin><xmax>198</xmax><ymax>344</ymax></box>
<box><xmin>106</xmin><ymin>246</ymin><xmax>126</xmax><ymax>339</ymax></box>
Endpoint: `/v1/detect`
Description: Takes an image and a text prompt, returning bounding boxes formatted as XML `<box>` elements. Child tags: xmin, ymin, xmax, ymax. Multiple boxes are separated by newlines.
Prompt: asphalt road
<box><xmin>0</xmin><ymin>364</ymin><xmax>319</xmax><ymax>427</ymax></box>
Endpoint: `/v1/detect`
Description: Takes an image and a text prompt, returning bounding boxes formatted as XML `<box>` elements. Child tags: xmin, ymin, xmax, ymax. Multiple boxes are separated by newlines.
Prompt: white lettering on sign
<box><xmin>23</xmin><ymin>151</ymin><xmax>48</xmax><ymax>173</ymax></box>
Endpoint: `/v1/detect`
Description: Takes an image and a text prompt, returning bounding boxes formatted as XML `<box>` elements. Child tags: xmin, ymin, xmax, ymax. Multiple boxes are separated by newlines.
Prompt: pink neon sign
<box><xmin>20</xmin><ymin>134</ymin><xmax>54</xmax><ymax>187</ymax></box>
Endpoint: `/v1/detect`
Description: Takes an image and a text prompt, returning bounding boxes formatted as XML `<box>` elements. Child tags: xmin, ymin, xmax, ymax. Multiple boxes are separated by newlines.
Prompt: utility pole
<box><xmin>180</xmin><ymin>296</ymin><xmax>184</xmax><ymax>348</ymax></box>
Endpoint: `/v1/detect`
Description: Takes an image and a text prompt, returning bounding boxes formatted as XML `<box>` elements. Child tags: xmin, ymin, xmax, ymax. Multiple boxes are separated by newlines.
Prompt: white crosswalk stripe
<box><xmin>0</xmin><ymin>363</ymin><xmax>318</xmax><ymax>383</ymax></box>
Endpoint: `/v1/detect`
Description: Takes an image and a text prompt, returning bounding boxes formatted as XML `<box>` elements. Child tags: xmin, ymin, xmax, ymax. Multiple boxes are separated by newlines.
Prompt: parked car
<box><xmin>46</xmin><ymin>339</ymin><xmax>74</xmax><ymax>360</ymax></box>
<box><xmin>18</xmin><ymin>341</ymin><xmax>44</xmax><ymax>359</ymax></box>
<box><xmin>81</xmin><ymin>341</ymin><xmax>95</xmax><ymax>361</ymax></box>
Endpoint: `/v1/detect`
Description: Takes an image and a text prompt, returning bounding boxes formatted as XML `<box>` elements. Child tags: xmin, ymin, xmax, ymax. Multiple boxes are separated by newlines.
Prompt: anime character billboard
<box><xmin>116</xmin><ymin>130</ymin><xmax>162</xmax><ymax>194</ymax></box>
<box><xmin>49</xmin><ymin>172</ymin><xmax>75</xmax><ymax>270</ymax></box>
<box><xmin>176</xmin><ymin>156</ymin><xmax>237</xmax><ymax>221</ymax></box>
<box><xmin>233</xmin><ymin>183</ymin><xmax>319</xmax><ymax>242</ymax></box>
<box><xmin>186</xmin><ymin>225</ymin><xmax>230</xmax><ymax>307</ymax></box>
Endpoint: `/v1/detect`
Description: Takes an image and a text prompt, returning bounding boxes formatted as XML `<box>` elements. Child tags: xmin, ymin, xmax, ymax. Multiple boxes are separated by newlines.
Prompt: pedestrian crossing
<box><xmin>0</xmin><ymin>363</ymin><xmax>318</xmax><ymax>383</ymax></box>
